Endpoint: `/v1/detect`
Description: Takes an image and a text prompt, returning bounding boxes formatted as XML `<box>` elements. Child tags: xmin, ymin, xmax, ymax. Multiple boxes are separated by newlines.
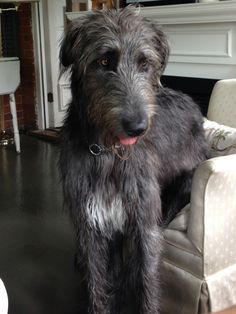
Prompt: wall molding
<box><xmin>140</xmin><ymin>1</ymin><xmax>236</xmax><ymax>25</ymax></box>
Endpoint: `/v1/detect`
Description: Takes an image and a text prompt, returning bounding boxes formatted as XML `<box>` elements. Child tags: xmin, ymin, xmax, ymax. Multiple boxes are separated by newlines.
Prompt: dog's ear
<box><xmin>150</xmin><ymin>22</ymin><xmax>170</xmax><ymax>76</ymax></box>
<box><xmin>60</xmin><ymin>18</ymin><xmax>86</xmax><ymax>68</ymax></box>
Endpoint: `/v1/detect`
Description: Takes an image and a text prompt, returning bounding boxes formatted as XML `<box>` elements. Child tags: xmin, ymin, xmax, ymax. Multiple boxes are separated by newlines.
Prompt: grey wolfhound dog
<box><xmin>59</xmin><ymin>7</ymin><xmax>208</xmax><ymax>314</ymax></box>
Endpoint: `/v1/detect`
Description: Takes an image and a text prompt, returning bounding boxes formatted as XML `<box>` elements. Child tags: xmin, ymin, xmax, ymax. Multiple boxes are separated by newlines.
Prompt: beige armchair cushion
<box><xmin>189</xmin><ymin>154</ymin><xmax>236</xmax><ymax>275</ymax></box>
<box><xmin>162</xmin><ymin>154</ymin><xmax>236</xmax><ymax>314</ymax></box>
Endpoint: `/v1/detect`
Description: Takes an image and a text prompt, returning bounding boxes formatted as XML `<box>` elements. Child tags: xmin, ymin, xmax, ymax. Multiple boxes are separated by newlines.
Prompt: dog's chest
<box><xmin>86</xmin><ymin>193</ymin><xmax>126</xmax><ymax>233</ymax></box>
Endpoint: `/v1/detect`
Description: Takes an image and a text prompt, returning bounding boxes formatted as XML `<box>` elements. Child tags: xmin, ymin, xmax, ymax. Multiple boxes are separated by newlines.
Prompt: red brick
<box><xmin>24</xmin><ymin>113</ymin><xmax>36</xmax><ymax>125</ymax></box>
<box><xmin>20</xmin><ymin>69</ymin><xmax>33</xmax><ymax>78</ymax></box>
<box><xmin>23</xmin><ymin>34</ymin><xmax>32</xmax><ymax>41</ymax></box>
<box><xmin>22</xmin><ymin>39</ymin><xmax>34</xmax><ymax>50</ymax></box>
<box><xmin>19</xmin><ymin>3</ymin><xmax>31</xmax><ymax>12</ymax></box>
<box><xmin>17</xmin><ymin>112</ymin><xmax>24</xmax><ymax>119</ymax></box>
<box><xmin>15</xmin><ymin>95</ymin><xmax>22</xmax><ymax>105</ymax></box>
<box><xmin>5</xmin><ymin>113</ymin><xmax>12</xmax><ymax>121</ymax></box>
<box><xmin>23</xmin><ymin>51</ymin><xmax>34</xmax><ymax>60</ymax></box>
<box><xmin>17</xmin><ymin>104</ymin><xmax>24</xmax><ymax>111</ymax></box>
<box><xmin>19</xmin><ymin>26</ymin><xmax>31</xmax><ymax>35</ymax></box>
<box><xmin>16</xmin><ymin>85</ymin><xmax>22</xmax><ymax>93</ymax></box>
<box><xmin>21</xmin><ymin>89</ymin><xmax>34</xmax><ymax>97</ymax></box>
<box><xmin>3</xmin><ymin>95</ymin><xmax>9</xmax><ymax>106</ymax></box>
<box><xmin>4</xmin><ymin>120</ymin><xmax>12</xmax><ymax>130</ymax></box>
<box><xmin>4</xmin><ymin>104</ymin><xmax>10</xmax><ymax>114</ymax></box>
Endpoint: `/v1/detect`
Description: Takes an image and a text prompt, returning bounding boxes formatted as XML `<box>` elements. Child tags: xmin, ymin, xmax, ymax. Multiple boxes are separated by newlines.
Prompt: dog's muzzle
<box><xmin>117</xmin><ymin>116</ymin><xmax>148</xmax><ymax>146</ymax></box>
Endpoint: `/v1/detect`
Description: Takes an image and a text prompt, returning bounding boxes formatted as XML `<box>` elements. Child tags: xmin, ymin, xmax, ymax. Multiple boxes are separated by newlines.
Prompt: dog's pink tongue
<box><xmin>119</xmin><ymin>136</ymin><xmax>137</xmax><ymax>146</ymax></box>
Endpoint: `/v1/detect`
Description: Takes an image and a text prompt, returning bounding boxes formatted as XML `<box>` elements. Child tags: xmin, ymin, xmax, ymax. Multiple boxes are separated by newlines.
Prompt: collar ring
<box><xmin>89</xmin><ymin>144</ymin><xmax>103</xmax><ymax>156</ymax></box>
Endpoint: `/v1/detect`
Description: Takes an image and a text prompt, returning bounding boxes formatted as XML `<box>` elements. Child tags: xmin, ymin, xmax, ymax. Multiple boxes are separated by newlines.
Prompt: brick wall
<box><xmin>2</xmin><ymin>3</ymin><xmax>36</xmax><ymax>131</ymax></box>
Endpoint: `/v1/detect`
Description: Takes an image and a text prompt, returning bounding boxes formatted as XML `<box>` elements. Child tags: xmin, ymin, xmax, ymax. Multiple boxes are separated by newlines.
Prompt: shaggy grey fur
<box><xmin>59</xmin><ymin>7</ymin><xmax>208</xmax><ymax>314</ymax></box>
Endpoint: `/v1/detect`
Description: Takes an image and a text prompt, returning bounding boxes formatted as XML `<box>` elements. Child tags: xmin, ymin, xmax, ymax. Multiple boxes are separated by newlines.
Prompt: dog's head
<box><xmin>60</xmin><ymin>7</ymin><xmax>169</xmax><ymax>147</ymax></box>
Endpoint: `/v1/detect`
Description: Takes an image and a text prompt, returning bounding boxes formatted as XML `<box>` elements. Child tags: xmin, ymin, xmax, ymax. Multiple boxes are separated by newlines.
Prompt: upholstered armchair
<box><xmin>162</xmin><ymin>79</ymin><xmax>236</xmax><ymax>314</ymax></box>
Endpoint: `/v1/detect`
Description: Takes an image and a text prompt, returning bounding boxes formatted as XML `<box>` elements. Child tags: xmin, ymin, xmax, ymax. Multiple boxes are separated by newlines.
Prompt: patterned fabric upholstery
<box><xmin>203</xmin><ymin>118</ymin><xmax>236</xmax><ymax>157</ymax></box>
<box><xmin>162</xmin><ymin>79</ymin><xmax>236</xmax><ymax>314</ymax></box>
<box><xmin>207</xmin><ymin>79</ymin><xmax>236</xmax><ymax>128</ymax></box>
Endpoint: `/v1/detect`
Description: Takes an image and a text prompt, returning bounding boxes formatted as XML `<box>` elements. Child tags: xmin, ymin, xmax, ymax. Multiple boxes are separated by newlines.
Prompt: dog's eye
<box><xmin>98</xmin><ymin>57</ymin><xmax>109</xmax><ymax>67</ymax></box>
<box><xmin>140</xmin><ymin>58</ymin><xmax>150</xmax><ymax>71</ymax></box>
<box><xmin>142</xmin><ymin>60</ymin><xmax>148</xmax><ymax>67</ymax></box>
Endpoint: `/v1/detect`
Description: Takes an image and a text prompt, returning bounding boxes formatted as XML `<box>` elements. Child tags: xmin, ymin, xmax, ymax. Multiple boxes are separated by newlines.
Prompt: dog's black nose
<box><xmin>122</xmin><ymin>118</ymin><xmax>148</xmax><ymax>137</ymax></box>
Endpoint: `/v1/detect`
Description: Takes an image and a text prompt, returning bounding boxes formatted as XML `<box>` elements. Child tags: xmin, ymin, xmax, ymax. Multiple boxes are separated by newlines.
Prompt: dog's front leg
<box><xmin>137</xmin><ymin>226</ymin><xmax>162</xmax><ymax>314</ymax></box>
<box><xmin>78</xmin><ymin>230</ymin><xmax>110</xmax><ymax>314</ymax></box>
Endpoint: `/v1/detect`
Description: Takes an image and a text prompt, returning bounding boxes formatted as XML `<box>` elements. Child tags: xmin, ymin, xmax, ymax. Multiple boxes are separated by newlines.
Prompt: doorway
<box><xmin>0</xmin><ymin>0</ymin><xmax>53</xmax><ymax>134</ymax></box>
<box><xmin>32</xmin><ymin>0</ymin><xmax>68</xmax><ymax>129</ymax></box>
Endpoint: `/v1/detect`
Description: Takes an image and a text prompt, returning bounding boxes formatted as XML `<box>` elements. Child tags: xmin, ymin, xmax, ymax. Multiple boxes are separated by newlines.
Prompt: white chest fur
<box><xmin>86</xmin><ymin>193</ymin><xmax>126</xmax><ymax>234</ymax></box>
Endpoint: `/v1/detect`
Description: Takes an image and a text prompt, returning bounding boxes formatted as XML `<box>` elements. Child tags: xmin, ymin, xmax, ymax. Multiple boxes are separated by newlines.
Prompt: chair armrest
<box><xmin>188</xmin><ymin>154</ymin><xmax>236</xmax><ymax>274</ymax></box>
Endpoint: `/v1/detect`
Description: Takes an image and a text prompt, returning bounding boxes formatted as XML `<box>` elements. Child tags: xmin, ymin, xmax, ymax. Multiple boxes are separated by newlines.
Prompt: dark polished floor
<box><xmin>0</xmin><ymin>135</ymin><xmax>80</xmax><ymax>314</ymax></box>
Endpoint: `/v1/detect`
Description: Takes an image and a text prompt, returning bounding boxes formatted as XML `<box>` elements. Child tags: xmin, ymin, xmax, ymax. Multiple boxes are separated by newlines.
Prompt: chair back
<box><xmin>207</xmin><ymin>79</ymin><xmax>236</xmax><ymax>128</ymax></box>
